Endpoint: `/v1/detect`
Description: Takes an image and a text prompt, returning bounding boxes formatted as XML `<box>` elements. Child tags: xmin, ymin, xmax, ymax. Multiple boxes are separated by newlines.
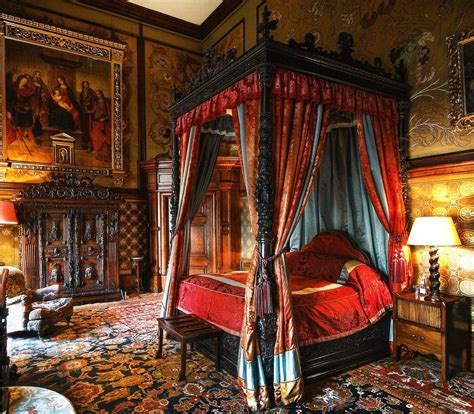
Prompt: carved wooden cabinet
<box><xmin>393</xmin><ymin>292</ymin><xmax>469</xmax><ymax>381</ymax></box>
<box><xmin>15</xmin><ymin>175</ymin><xmax>122</xmax><ymax>303</ymax></box>
<box><xmin>141</xmin><ymin>157</ymin><xmax>241</xmax><ymax>292</ymax></box>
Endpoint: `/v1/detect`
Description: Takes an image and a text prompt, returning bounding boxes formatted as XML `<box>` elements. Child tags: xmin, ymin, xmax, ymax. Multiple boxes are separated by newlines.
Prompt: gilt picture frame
<box><xmin>0</xmin><ymin>14</ymin><xmax>126</xmax><ymax>186</ymax></box>
<box><xmin>447</xmin><ymin>29</ymin><xmax>474</xmax><ymax>131</ymax></box>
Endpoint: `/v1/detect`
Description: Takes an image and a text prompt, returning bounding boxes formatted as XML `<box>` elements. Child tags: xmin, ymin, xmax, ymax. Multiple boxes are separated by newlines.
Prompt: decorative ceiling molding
<box><xmin>75</xmin><ymin>0</ymin><xmax>244</xmax><ymax>40</ymax></box>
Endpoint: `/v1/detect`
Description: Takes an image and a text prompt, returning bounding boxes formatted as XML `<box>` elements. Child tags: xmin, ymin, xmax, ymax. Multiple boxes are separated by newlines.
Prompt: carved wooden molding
<box><xmin>17</xmin><ymin>174</ymin><xmax>121</xmax><ymax>201</ymax></box>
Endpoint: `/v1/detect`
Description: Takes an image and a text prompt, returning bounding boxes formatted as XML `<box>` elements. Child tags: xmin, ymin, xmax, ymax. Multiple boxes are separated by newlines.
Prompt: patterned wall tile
<box><xmin>119</xmin><ymin>201</ymin><xmax>148</xmax><ymax>273</ymax></box>
<box><xmin>0</xmin><ymin>225</ymin><xmax>20</xmax><ymax>268</ymax></box>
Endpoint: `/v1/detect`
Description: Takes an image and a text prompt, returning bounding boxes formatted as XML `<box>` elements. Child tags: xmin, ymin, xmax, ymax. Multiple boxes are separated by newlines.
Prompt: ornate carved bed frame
<box><xmin>169</xmin><ymin>9</ymin><xmax>410</xmax><ymax>383</ymax></box>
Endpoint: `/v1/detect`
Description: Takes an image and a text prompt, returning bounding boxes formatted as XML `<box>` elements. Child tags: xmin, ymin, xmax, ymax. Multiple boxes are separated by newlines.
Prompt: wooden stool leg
<box><xmin>216</xmin><ymin>334</ymin><xmax>221</xmax><ymax>371</ymax></box>
<box><xmin>179</xmin><ymin>341</ymin><xmax>187</xmax><ymax>381</ymax></box>
<box><xmin>156</xmin><ymin>327</ymin><xmax>163</xmax><ymax>358</ymax></box>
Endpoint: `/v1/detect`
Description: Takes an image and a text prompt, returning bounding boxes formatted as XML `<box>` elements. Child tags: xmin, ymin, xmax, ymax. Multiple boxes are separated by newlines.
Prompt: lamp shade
<box><xmin>0</xmin><ymin>200</ymin><xmax>17</xmax><ymax>225</ymax></box>
<box><xmin>407</xmin><ymin>216</ymin><xmax>461</xmax><ymax>246</ymax></box>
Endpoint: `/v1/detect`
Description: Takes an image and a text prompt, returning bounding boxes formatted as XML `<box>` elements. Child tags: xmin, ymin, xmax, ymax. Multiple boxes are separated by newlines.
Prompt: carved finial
<box><xmin>171</xmin><ymin>84</ymin><xmax>183</xmax><ymax>103</ymax></box>
<box><xmin>257</xmin><ymin>5</ymin><xmax>278</xmax><ymax>42</ymax></box>
<box><xmin>394</xmin><ymin>59</ymin><xmax>406</xmax><ymax>83</ymax></box>
<box><xmin>338</xmin><ymin>32</ymin><xmax>354</xmax><ymax>59</ymax></box>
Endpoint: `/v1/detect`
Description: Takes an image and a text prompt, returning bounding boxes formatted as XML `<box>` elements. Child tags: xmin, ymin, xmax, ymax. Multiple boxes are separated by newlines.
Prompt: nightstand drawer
<box><xmin>396</xmin><ymin>321</ymin><xmax>441</xmax><ymax>358</ymax></box>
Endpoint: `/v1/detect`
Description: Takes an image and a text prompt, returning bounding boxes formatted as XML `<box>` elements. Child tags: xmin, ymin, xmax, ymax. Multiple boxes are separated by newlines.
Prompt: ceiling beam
<box><xmin>75</xmin><ymin>0</ymin><xmax>244</xmax><ymax>40</ymax></box>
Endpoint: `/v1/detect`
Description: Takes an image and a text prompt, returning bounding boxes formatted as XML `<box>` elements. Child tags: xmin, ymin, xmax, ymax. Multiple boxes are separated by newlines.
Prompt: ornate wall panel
<box><xmin>212</xmin><ymin>19</ymin><xmax>245</xmax><ymax>58</ymax></box>
<box><xmin>266</xmin><ymin>0</ymin><xmax>474</xmax><ymax>159</ymax></box>
<box><xmin>144</xmin><ymin>41</ymin><xmax>201</xmax><ymax>159</ymax></box>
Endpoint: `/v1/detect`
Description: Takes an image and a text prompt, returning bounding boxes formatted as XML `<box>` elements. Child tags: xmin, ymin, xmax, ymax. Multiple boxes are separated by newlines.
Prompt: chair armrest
<box><xmin>6</xmin><ymin>292</ymin><xmax>32</xmax><ymax>306</ymax></box>
<box><xmin>33</xmin><ymin>284</ymin><xmax>60</xmax><ymax>301</ymax></box>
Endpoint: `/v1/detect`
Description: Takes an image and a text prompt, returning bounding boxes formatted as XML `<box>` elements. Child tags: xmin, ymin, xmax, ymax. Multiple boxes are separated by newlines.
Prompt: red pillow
<box><xmin>285</xmin><ymin>251</ymin><xmax>351</xmax><ymax>281</ymax></box>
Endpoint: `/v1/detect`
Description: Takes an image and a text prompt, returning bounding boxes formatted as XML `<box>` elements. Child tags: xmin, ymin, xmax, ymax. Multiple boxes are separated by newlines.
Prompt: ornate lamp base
<box><xmin>424</xmin><ymin>246</ymin><xmax>444</xmax><ymax>302</ymax></box>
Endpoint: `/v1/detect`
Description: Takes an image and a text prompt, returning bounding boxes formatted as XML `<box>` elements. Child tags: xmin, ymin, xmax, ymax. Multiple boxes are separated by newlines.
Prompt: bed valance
<box><xmin>175</xmin><ymin>69</ymin><xmax>400</xmax><ymax>135</ymax></box>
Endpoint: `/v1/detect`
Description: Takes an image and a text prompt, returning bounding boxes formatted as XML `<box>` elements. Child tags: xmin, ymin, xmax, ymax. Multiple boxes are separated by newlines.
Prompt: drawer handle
<box><xmin>419</xmin><ymin>336</ymin><xmax>425</xmax><ymax>341</ymax></box>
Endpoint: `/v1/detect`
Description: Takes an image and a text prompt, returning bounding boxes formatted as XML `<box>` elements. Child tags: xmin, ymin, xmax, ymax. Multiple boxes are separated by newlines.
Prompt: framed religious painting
<box><xmin>447</xmin><ymin>29</ymin><xmax>474</xmax><ymax>131</ymax></box>
<box><xmin>0</xmin><ymin>14</ymin><xmax>126</xmax><ymax>186</ymax></box>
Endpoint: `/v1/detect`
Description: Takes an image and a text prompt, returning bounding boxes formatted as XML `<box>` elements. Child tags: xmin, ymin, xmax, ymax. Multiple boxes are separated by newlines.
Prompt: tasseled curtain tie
<box><xmin>255</xmin><ymin>247</ymin><xmax>288</xmax><ymax>317</ymax></box>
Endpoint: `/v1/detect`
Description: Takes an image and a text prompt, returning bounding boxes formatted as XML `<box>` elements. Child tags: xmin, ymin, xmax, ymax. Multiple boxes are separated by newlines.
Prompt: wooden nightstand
<box><xmin>393</xmin><ymin>292</ymin><xmax>469</xmax><ymax>381</ymax></box>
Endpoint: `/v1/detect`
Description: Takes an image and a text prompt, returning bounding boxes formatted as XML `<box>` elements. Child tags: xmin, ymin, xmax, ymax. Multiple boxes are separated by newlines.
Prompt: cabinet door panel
<box><xmin>77</xmin><ymin>212</ymin><xmax>104</xmax><ymax>290</ymax></box>
<box><xmin>40</xmin><ymin>210</ymin><xmax>72</xmax><ymax>287</ymax></box>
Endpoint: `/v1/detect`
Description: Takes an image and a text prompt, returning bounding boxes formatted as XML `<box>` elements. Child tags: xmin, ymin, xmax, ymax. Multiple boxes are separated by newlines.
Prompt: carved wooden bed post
<box><xmin>255</xmin><ymin>6</ymin><xmax>278</xmax><ymax>386</ymax></box>
<box><xmin>170</xmin><ymin>87</ymin><xmax>181</xmax><ymax>240</ymax></box>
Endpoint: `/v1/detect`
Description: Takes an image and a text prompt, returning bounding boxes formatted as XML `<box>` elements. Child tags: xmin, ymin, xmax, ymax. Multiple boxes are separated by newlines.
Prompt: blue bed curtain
<box><xmin>290</xmin><ymin>120</ymin><xmax>389</xmax><ymax>275</ymax></box>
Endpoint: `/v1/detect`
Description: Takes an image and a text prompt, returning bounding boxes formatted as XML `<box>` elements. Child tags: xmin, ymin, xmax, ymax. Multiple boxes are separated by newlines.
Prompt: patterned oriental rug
<box><xmin>10</xmin><ymin>294</ymin><xmax>473</xmax><ymax>413</ymax></box>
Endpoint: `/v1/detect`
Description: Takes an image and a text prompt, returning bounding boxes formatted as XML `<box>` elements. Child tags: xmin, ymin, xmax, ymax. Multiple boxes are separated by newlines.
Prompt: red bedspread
<box><xmin>176</xmin><ymin>260</ymin><xmax>392</xmax><ymax>346</ymax></box>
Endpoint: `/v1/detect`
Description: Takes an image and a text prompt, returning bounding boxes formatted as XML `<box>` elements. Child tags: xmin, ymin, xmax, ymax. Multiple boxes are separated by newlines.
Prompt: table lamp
<box><xmin>0</xmin><ymin>200</ymin><xmax>18</xmax><ymax>266</ymax></box>
<box><xmin>0</xmin><ymin>200</ymin><xmax>17</xmax><ymax>225</ymax></box>
<box><xmin>407</xmin><ymin>216</ymin><xmax>461</xmax><ymax>302</ymax></box>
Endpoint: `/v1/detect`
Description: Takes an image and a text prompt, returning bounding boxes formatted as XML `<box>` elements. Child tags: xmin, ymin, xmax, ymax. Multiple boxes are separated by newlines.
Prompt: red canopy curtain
<box><xmin>161</xmin><ymin>126</ymin><xmax>201</xmax><ymax>317</ymax></box>
<box><xmin>232</xmin><ymin>99</ymin><xmax>271</xmax><ymax>410</ymax></box>
<box><xmin>356</xmin><ymin>106</ymin><xmax>412</xmax><ymax>292</ymax></box>
<box><xmin>271</xmin><ymin>94</ymin><xmax>330</xmax><ymax>406</ymax></box>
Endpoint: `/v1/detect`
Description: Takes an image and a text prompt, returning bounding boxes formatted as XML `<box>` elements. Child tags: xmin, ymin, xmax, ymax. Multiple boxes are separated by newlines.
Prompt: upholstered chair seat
<box><xmin>2</xmin><ymin>267</ymin><xmax>73</xmax><ymax>337</ymax></box>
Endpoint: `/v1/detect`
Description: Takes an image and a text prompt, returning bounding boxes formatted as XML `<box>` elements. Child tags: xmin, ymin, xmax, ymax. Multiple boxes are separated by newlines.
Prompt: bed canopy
<box><xmin>162</xmin><ymin>9</ymin><xmax>411</xmax><ymax>410</ymax></box>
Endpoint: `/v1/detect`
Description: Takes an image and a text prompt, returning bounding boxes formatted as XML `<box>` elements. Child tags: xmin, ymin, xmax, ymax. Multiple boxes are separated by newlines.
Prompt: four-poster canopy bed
<box><xmin>161</xmin><ymin>9</ymin><xmax>412</xmax><ymax>410</ymax></box>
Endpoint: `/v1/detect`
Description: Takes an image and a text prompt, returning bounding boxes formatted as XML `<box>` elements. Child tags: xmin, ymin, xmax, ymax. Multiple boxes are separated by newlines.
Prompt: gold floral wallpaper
<box><xmin>267</xmin><ymin>0</ymin><xmax>474</xmax><ymax>159</ymax></box>
<box><xmin>145</xmin><ymin>41</ymin><xmax>201</xmax><ymax>159</ymax></box>
<box><xmin>409</xmin><ymin>174</ymin><xmax>474</xmax><ymax>295</ymax></box>
<box><xmin>212</xmin><ymin>20</ymin><xmax>245</xmax><ymax>58</ymax></box>
<box><xmin>0</xmin><ymin>226</ymin><xmax>20</xmax><ymax>268</ymax></box>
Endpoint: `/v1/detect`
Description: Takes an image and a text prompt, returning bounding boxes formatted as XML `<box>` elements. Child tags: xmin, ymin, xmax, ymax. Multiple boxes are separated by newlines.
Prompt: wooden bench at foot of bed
<box><xmin>156</xmin><ymin>314</ymin><xmax>222</xmax><ymax>380</ymax></box>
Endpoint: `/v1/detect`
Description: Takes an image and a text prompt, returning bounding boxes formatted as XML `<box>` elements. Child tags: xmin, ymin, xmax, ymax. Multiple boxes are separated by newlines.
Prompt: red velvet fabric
<box><xmin>284</xmin><ymin>251</ymin><xmax>353</xmax><ymax>281</ymax></box>
<box><xmin>356</xmin><ymin>113</ymin><xmax>412</xmax><ymax>292</ymax></box>
<box><xmin>175</xmin><ymin>68</ymin><xmax>398</xmax><ymax>135</ymax></box>
<box><xmin>271</xmin><ymin>69</ymin><xmax>398</xmax><ymax>118</ymax></box>
<box><xmin>176</xmin><ymin>264</ymin><xmax>392</xmax><ymax>346</ymax></box>
<box><xmin>176</xmin><ymin>72</ymin><xmax>261</xmax><ymax>135</ymax></box>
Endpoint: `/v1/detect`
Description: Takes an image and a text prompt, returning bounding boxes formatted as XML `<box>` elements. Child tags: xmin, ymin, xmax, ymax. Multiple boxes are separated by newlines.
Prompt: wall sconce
<box><xmin>0</xmin><ymin>200</ymin><xmax>18</xmax><ymax>266</ymax></box>
<box><xmin>407</xmin><ymin>216</ymin><xmax>461</xmax><ymax>302</ymax></box>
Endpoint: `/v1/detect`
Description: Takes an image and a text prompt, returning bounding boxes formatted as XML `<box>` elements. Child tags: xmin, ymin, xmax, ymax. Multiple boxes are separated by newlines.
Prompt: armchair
<box><xmin>3</xmin><ymin>268</ymin><xmax>73</xmax><ymax>338</ymax></box>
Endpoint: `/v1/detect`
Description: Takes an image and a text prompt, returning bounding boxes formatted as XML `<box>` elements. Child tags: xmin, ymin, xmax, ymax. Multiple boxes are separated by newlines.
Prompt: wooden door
<box><xmin>189</xmin><ymin>193</ymin><xmax>217</xmax><ymax>274</ymax></box>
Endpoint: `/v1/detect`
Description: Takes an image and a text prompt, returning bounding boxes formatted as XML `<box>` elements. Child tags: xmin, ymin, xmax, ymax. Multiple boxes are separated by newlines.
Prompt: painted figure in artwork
<box><xmin>90</xmin><ymin>89</ymin><xmax>111</xmax><ymax>162</ymax></box>
<box><xmin>79</xmin><ymin>80</ymin><xmax>97</xmax><ymax>149</ymax></box>
<box><xmin>48</xmin><ymin>76</ymin><xmax>80</xmax><ymax>130</ymax></box>
<box><xmin>84</xmin><ymin>263</ymin><xmax>94</xmax><ymax>280</ymax></box>
<box><xmin>31</xmin><ymin>70</ymin><xmax>50</xmax><ymax>136</ymax></box>
<box><xmin>6</xmin><ymin>74</ymin><xmax>35</xmax><ymax>156</ymax></box>
<box><xmin>50</xmin><ymin>263</ymin><xmax>63</xmax><ymax>283</ymax></box>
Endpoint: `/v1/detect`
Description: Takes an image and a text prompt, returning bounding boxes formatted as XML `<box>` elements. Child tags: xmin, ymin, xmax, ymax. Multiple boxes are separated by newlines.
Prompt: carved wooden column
<box><xmin>141</xmin><ymin>159</ymin><xmax>173</xmax><ymax>292</ymax></box>
<box><xmin>170</xmin><ymin>118</ymin><xmax>180</xmax><ymax>239</ymax></box>
<box><xmin>256</xmin><ymin>63</ymin><xmax>277</xmax><ymax>385</ymax></box>
<box><xmin>141</xmin><ymin>161</ymin><xmax>160</xmax><ymax>292</ymax></box>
